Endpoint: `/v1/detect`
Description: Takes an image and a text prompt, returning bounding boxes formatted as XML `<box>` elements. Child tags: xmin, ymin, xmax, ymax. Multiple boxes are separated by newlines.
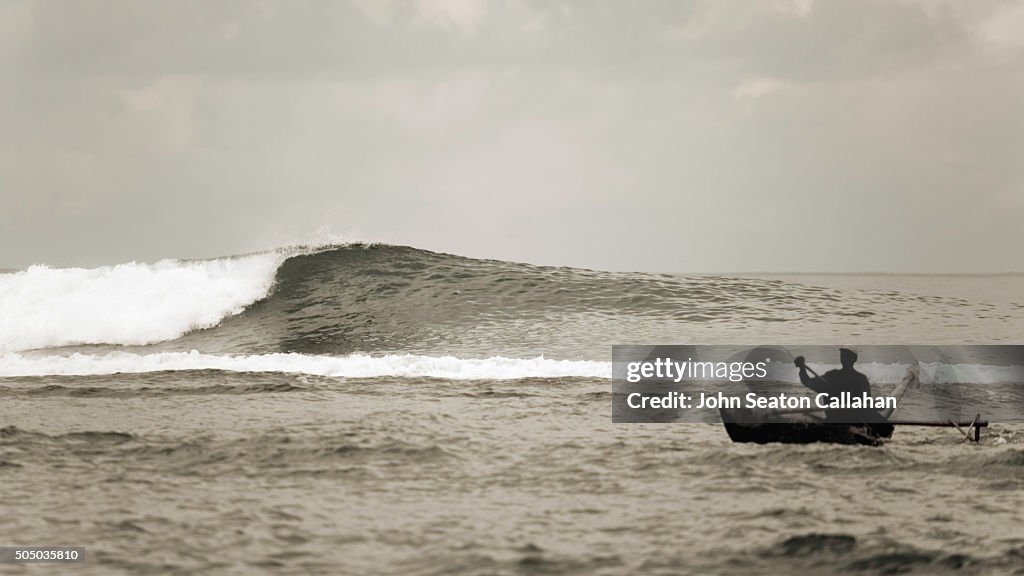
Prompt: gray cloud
<box><xmin>0</xmin><ymin>0</ymin><xmax>1021</xmax><ymax>272</ymax></box>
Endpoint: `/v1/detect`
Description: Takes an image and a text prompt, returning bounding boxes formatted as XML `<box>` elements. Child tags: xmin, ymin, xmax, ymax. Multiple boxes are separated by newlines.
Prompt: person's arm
<box><xmin>799</xmin><ymin>368</ymin><xmax>829</xmax><ymax>392</ymax></box>
<box><xmin>794</xmin><ymin>356</ymin><xmax>830</xmax><ymax>393</ymax></box>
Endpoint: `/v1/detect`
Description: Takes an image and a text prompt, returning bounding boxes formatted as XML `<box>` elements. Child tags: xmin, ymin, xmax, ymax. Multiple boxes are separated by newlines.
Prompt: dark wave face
<box><xmin>144</xmin><ymin>244</ymin><xmax>1014</xmax><ymax>359</ymax></box>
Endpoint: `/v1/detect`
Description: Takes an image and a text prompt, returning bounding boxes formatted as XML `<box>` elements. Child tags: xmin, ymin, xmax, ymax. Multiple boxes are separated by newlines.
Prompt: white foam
<box><xmin>0</xmin><ymin>351</ymin><xmax>1012</xmax><ymax>383</ymax></box>
<box><xmin>0</xmin><ymin>254</ymin><xmax>283</xmax><ymax>353</ymax></box>
<box><xmin>0</xmin><ymin>351</ymin><xmax>611</xmax><ymax>379</ymax></box>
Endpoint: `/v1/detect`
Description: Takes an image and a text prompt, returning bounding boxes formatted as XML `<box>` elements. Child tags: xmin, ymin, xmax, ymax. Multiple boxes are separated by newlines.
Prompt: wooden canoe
<box><xmin>719</xmin><ymin>362</ymin><xmax>918</xmax><ymax>446</ymax></box>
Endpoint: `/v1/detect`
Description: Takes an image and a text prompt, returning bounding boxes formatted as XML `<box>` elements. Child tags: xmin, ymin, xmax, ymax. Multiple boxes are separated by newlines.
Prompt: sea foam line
<box><xmin>0</xmin><ymin>352</ymin><xmax>1014</xmax><ymax>384</ymax></box>
<box><xmin>0</xmin><ymin>351</ymin><xmax>612</xmax><ymax>379</ymax></box>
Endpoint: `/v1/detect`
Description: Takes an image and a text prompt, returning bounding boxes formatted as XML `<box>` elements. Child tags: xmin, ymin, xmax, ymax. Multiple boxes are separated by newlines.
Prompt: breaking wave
<box><xmin>0</xmin><ymin>252</ymin><xmax>283</xmax><ymax>353</ymax></box>
<box><xmin>2</xmin><ymin>243</ymin><xmax>1021</xmax><ymax>375</ymax></box>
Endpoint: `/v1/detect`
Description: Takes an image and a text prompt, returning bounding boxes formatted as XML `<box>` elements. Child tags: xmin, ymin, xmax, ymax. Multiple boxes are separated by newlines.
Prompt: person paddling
<box><xmin>793</xmin><ymin>348</ymin><xmax>892</xmax><ymax>436</ymax></box>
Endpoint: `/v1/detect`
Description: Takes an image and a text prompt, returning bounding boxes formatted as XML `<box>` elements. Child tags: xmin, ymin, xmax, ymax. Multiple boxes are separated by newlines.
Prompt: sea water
<box><xmin>1</xmin><ymin>244</ymin><xmax>1023</xmax><ymax>574</ymax></box>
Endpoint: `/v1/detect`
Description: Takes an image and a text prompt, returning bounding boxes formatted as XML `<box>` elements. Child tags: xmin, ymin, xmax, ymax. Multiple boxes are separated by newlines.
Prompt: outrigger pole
<box><xmin>886</xmin><ymin>416</ymin><xmax>986</xmax><ymax>442</ymax></box>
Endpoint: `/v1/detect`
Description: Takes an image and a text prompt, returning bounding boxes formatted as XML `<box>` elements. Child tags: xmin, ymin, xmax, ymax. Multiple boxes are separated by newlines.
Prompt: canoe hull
<box><xmin>719</xmin><ymin>361</ymin><xmax>915</xmax><ymax>446</ymax></box>
<box><xmin>721</xmin><ymin>418</ymin><xmax>893</xmax><ymax>446</ymax></box>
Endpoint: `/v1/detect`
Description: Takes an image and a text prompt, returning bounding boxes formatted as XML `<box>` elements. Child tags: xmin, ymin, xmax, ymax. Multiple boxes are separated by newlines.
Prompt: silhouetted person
<box><xmin>794</xmin><ymin>348</ymin><xmax>892</xmax><ymax>435</ymax></box>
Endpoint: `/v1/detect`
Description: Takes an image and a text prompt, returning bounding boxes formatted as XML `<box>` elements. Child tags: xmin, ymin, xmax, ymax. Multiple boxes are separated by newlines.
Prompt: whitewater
<box><xmin>0</xmin><ymin>252</ymin><xmax>284</xmax><ymax>353</ymax></box>
<box><xmin>2</xmin><ymin>350</ymin><xmax>1020</xmax><ymax>387</ymax></box>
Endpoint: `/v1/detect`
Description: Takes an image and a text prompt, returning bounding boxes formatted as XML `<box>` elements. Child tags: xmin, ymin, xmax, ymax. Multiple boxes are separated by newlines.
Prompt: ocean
<box><xmin>1</xmin><ymin>243</ymin><xmax>1023</xmax><ymax>575</ymax></box>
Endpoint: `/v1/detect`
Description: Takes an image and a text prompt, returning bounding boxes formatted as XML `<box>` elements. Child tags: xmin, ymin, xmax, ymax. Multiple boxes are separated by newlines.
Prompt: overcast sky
<box><xmin>1</xmin><ymin>0</ymin><xmax>1022</xmax><ymax>272</ymax></box>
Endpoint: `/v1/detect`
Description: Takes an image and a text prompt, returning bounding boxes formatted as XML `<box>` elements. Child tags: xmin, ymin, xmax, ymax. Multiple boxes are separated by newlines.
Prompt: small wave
<box><xmin>760</xmin><ymin>533</ymin><xmax>1004</xmax><ymax>575</ymax></box>
<box><xmin>955</xmin><ymin>448</ymin><xmax>1024</xmax><ymax>469</ymax></box>
<box><xmin>775</xmin><ymin>533</ymin><xmax>858</xmax><ymax>557</ymax></box>
<box><xmin>0</xmin><ymin>381</ymin><xmax>309</xmax><ymax>398</ymax></box>
<box><xmin>0</xmin><ymin>351</ymin><xmax>610</xmax><ymax>379</ymax></box>
<box><xmin>63</xmin><ymin>430</ymin><xmax>137</xmax><ymax>442</ymax></box>
<box><xmin>0</xmin><ymin>425</ymin><xmax>136</xmax><ymax>443</ymax></box>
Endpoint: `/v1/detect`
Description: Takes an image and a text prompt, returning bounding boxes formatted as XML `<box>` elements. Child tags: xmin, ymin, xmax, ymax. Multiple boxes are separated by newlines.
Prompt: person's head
<box><xmin>839</xmin><ymin>348</ymin><xmax>857</xmax><ymax>368</ymax></box>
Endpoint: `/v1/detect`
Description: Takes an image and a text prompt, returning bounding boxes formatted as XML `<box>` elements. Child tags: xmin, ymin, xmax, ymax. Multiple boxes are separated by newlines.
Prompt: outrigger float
<box><xmin>719</xmin><ymin>362</ymin><xmax>988</xmax><ymax>446</ymax></box>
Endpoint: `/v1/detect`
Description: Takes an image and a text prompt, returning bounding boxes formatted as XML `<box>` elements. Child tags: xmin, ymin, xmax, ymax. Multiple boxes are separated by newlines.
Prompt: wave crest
<box><xmin>0</xmin><ymin>253</ymin><xmax>283</xmax><ymax>353</ymax></box>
